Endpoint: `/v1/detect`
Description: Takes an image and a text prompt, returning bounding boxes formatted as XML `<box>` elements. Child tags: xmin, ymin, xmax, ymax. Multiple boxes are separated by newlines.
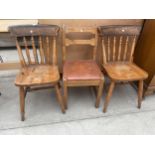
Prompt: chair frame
<box><xmin>98</xmin><ymin>25</ymin><xmax>148</xmax><ymax>112</ymax></box>
<box><xmin>9</xmin><ymin>25</ymin><xmax>65</xmax><ymax>121</ymax></box>
<box><xmin>62</xmin><ymin>26</ymin><xmax>104</xmax><ymax>109</ymax></box>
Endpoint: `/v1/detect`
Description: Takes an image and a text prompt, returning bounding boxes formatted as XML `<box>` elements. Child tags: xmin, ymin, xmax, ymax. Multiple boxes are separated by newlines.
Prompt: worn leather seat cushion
<box><xmin>63</xmin><ymin>60</ymin><xmax>103</xmax><ymax>81</ymax></box>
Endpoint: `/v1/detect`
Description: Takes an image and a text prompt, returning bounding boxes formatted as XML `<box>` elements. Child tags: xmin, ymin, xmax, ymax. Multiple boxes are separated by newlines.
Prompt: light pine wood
<box><xmin>130</xmin><ymin>36</ymin><xmax>136</xmax><ymax>62</ymax></box>
<box><xmin>63</xmin><ymin>27</ymin><xmax>104</xmax><ymax>109</ymax></box>
<box><xmin>9</xmin><ymin>25</ymin><xmax>65</xmax><ymax>121</ymax></box>
<box><xmin>118</xmin><ymin>36</ymin><xmax>123</xmax><ymax>61</ymax></box>
<box><xmin>46</xmin><ymin>36</ymin><xmax>50</xmax><ymax>63</ymax></box>
<box><xmin>38</xmin><ymin>36</ymin><xmax>45</xmax><ymax>64</ymax></box>
<box><xmin>31</xmin><ymin>36</ymin><xmax>39</xmax><ymax>64</ymax></box>
<box><xmin>0</xmin><ymin>62</ymin><xmax>21</xmax><ymax>70</ymax></box>
<box><xmin>113</xmin><ymin>36</ymin><xmax>116</xmax><ymax>61</ymax></box>
<box><xmin>23</xmin><ymin>37</ymin><xmax>31</xmax><ymax>64</ymax></box>
<box><xmin>99</xmin><ymin>25</ymin><xmax>148</xmax><ymax>112</ymax></box>
<box><xmin>53</xmin><ymin>37</ymin><xmax>57</xmax><ymax>65</ymax></box>
<box><xmin>123</xmin><ymin>36</ymin><xmax>129</xmax><ymax>61</ymax></box>
<box><xmin>16</xmin><ymin>39</ymin><xmax>26</xmax><ymax>67</ymax></box>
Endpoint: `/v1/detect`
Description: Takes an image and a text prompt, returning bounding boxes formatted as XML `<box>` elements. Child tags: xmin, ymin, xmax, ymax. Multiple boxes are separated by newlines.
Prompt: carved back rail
<box><xmin>9</xmin><ymin>25</ymin><xmax>60</xmax><ymax>67</ymax></box>
<box><xmin>98</xmin><ymin>25</ymin><xmax>142</xmax><ymax>65</ymax></box>
<box><xmin>62</xmin><ymin>26</ymin><xmax>98</xmax><ymax>63</ymax></box>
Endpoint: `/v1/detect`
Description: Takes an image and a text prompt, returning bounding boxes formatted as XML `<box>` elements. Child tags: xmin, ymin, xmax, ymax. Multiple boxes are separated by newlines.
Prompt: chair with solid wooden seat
<box><xmin>98</xmin><ymin>25</ymin><xmax>148</xmax><ymax>112</ymax></box>
<box><xmin>62</xmin><ymin>26</ymin><xmax>104</xmax><ymax>109</ymax></box>
<box><xmin>9</xmin><ymin>25</ymin><xmax>65</xmax><ymax>121</ymax></box>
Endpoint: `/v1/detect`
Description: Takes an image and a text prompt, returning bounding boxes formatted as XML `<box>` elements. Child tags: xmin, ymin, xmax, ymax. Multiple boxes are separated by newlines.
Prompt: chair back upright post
<box><xmin>62</xmin><ymin>26</ymin><xmax>98</xmax><ymax>64</ymax></box>
<box><xmin>9</xmin><ymin>25</ymin><xmax>60</xmax><ymax>67</ymax></box>
<box><xmin>98</xmin><ymin>25</ymin><xmax>142</xmax><ymax>65</ymax></box>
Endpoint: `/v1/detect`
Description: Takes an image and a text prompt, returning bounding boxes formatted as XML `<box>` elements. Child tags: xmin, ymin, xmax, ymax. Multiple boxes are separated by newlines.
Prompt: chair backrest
<box><xmin>62</xmin><ymin>26</ymin><xmax>98</xmax><ymax>63</ymax></box>
<box><xmin>98</xmin><ymin>25</ymin><xmax>142</xmax><ymax>65</ymax></box>
<box><xmin>9</xmin><ymin>25</ymin><xmax>60</xmax><ymax>67</ymax></box>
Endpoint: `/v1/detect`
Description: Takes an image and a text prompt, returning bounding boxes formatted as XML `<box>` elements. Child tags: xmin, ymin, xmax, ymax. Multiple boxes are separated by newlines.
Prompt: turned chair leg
<box><xmin>55</xmin><ymin>83</ymin><xmax>65</xmax><ymax>113</ymax></box>
<box><xmin>19</xmin><ymin>87</ymin><xmax>25</xmax><ymax>121</ymax></box>
<box><xmin>63</xmin><ymin>81</ymin><xmax>68</xmax><ymax>109</ymax></box>
<box><xmin>138</xmin><ymin>80</ymin><xmax>143</xmax><ymax>109</ymax></box>
<box><xmin>95</xmin><ymin>80</ymin><xmax>104</xmax><ymax>108</ymax></box>
<box><xmin>103</xmin><ymin>81</ymin><xmax>115</xmax><ymax>113</ymax></box>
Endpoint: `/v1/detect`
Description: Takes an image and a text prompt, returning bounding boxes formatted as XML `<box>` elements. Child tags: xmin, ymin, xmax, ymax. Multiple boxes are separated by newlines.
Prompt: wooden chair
<box><xmin>98</xmin><ymin>25</ymin><xmax>148</xmax><ymax>112</ymax></box>
<box><xmin>9</xmin><ymin>25</ymin><xmax>65</xmax><ymax>121</ymax></box>
<box><xmin>62</xmin><ymin>26</ymin><xmax>104</xmax><ymax>109</ymax></box>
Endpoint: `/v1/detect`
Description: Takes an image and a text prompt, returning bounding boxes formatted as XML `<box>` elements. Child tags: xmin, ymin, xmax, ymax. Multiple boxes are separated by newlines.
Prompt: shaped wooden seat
<box><xmin>104</xmin><ymin>63</ymin><xmax>148</xmax><ymax>81</ymax></box>
<box><xmin>98</xmin><ymin>25</ymin><xmax>148</xmax><ymax>112</ymax></box>
<box><xmin>15</xmin><ymin>65</ymin><xmax>60</xmax><ymax>86</ymax></box>
<box><xmin>62</xmin><ymin>27</ymin><xmax>104</xmax><ymax>109</ymax></box>
<box><xmin>9</xmin><ymin>25</ymin><xmax>65</xmax><ymax>121</ymax></box>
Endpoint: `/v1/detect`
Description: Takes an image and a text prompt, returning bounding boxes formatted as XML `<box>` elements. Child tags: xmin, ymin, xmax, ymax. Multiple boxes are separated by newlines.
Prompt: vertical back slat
<box><xmin>38</xmin><ymin>36</ymin><xmax>45</xmax><ymax>64</ymax></box>
<box><xmin>102</xmin><ymin>38</ymin><xmax>107</xmax><ymax>64</ymax></box>
<box><xmin>23</xmin><ymin>37</ymin><xmax>31</xmax><ymax>64</ymax></box>
<box><xmin>16</xmin><ymin>38</ymin><xmax>26</xmax><ymax>67</ymax></box>
<box><xmin>123</xmin><ymin>36</ymin><xmax>129</xmax><ymax>61</ymax></box>
<box><xmin>118</xmin><ymin>36</ymin><xmax>123</xmax><ymax>61</ymax></box>
<box><xmin>113</xmin><ymin>36</ymin><xmax>116</xmax><ymax>61</ymax></box>
<box><xmin>107</xmin><ymin>36</ymin><xmax>110</xmax><ymax>62</ymax></box>
<box><xmin>46</xmin><ymin>36</ymin><xmax>50</xmax><ymax>63</ymax></box>
<box><xmin>31</xmin><ymin>36</ymin><xmax>38</xmax><ymax>64</ymax></box>
<box><xmin>53</xmin><ymin>37</ymin><xmax>57</xmax><ymax>65</ymax></box>
<box><xmin>129</xmin><ymin>35</ymin><xmax>136</xmax><ymax>62</ymax></box>
<box><xmin>92</xmin><ymin>30</ymin><xmax>97</xmax><ymax>61</ymax></box>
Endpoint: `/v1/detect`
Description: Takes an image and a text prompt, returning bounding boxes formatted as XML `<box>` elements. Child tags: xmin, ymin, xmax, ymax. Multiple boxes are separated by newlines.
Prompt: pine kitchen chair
<box><xmin>62</xmin><ymin>26</ymin><xmax>104</xmax><ymax>109</ymax></box>
<box><xmin>9</xmin><ymin>25</ymin><xmax>65</xmax><ymax>121</ymax></box>
<box><xmin>98</xmin><ymin>25</ymin><xmax>148</xmax><ymax>113</ymax></box>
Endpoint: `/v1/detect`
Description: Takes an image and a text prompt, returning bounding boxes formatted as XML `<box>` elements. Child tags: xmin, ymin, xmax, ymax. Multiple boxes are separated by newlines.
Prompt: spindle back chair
<box><xmin>62</xmin><ymin>26</ymin><xmax>104</xmax><ymax>109</ymax></box>
<box><xmin>98</xmin><ymin>25</ymin><xmax>148</xmax><ymax>112</ymax></box>
<box><xmin>9</xmin><ymin>25</ymin><xmax>65</xmax><ymax>121</ymax></box>
<box><xmin>99</xmin><ymin>25</ymin><xmax>141</xmax><ymax>64</ymax></box>
<box><xmin>10</xmin><ymin>25</ymin><xmax>59</xmax><ymax>66</ymax></box>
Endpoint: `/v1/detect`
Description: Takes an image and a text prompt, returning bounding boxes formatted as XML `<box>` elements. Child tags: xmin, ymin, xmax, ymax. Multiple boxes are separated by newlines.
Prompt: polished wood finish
<box><xmin>9</xmin><ymin>25</ymin><xmax>65</xmax><ymax>121</ymax></box>
<box><xmin>134</xmin><ymin>20</ymin><xmax>155</xmax><ymax>96</ymax></box>
<box><xmin>0</xmin><ymin>20</ymin><xmax>143</xmax><ymax>71</ymax></box>
<box><xmin>62</xmin><ymin>26</ymin><xmax>104</xmax><ymax>109</ymax></box>
<box><xmin>39</xmin><ymin>19</ymin><xmax>144</xmax><ymax>72</ymax></box>
<box><xmin>99</xmin><ymin>25</ymin><xmax>148</xmax><ymax>112</ymax></box>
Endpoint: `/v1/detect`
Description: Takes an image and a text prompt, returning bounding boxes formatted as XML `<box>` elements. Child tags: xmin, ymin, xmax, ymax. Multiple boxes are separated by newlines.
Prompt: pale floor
<box><xmin>0</xmin><ymin>74</ymin><xmax>155</xmax><ymax>135</ymax></box>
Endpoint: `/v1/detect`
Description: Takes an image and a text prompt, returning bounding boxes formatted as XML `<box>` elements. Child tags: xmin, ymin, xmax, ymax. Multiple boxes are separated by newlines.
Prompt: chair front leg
<box><xmin>55</xmin><ymin>83</ymin><xmax>65</xmax><ymax>113</ymax></box>
<box><xmin>103</xmin><ymin>81</ymin><xmax>115</xmax><ymax>113</ymax></box>
<box><xmin>19</xmin><ymin>86</ymin><xmax>25</xmax><ymax>121</ymax></box>
<box><xmin>95</xmin><ymin>80</ymin><xmax>104</xmax><ymax>108</ymax></box>
<box><xmin>63</xmin><ymin>81</ymin><xmax>68</xmax><ymax>109</ymax></box>
<box><xmin>138</xmin><ymin>80</ymin><xmax>143</xmax><ymax>109</ymax></box>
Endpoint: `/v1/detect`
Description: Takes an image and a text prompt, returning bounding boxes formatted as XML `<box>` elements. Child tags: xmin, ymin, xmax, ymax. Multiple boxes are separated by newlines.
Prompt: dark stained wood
<box><xmin>9</xmin><ymin>25</ymin><xmax>59</xmax><ymax>37</ymax></box>
<box><xmin>62</xmin><ymin>26</ymin><xmax>104</xmax><ymax>109</ymax></box>
<box><xmin>9</xmin><ymin>25</ymin><xmax>65</xmax><ymax>121</ymax></box>
<box><xmin>134</xmin><ymin>19</ymin><xmax>155</xmax><ymax>96</ymax></box>
<box><xmin>99</xmin><ymin>25</ymin><xmax>148</xmax><ymax>113</ymax></box>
